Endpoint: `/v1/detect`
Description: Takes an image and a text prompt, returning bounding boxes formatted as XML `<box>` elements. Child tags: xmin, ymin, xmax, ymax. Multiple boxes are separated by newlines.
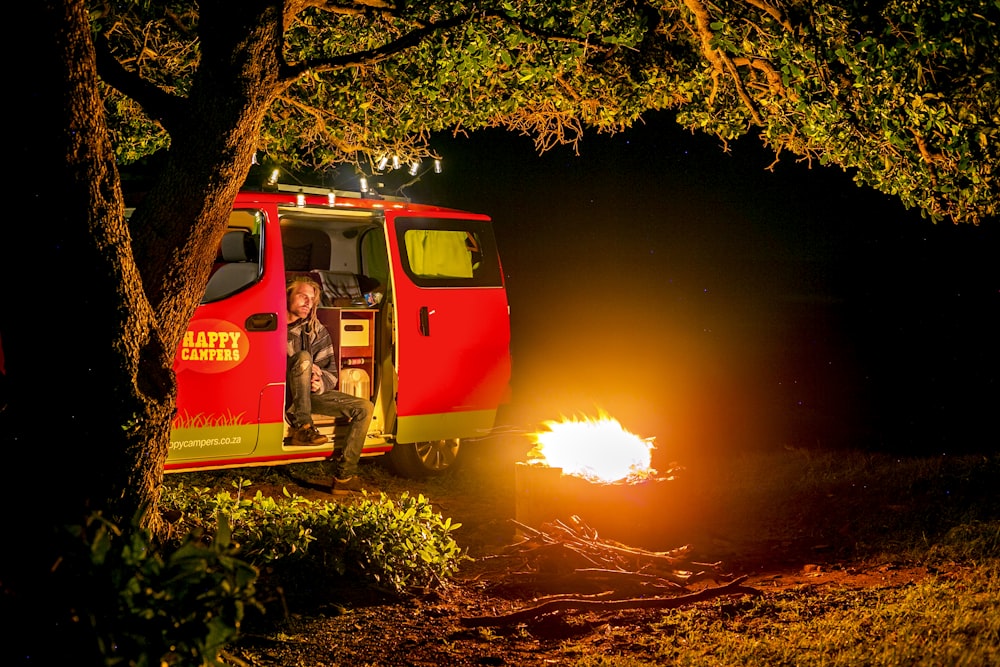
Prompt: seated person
<box><xmin>285</xmin><ymin>276</ymin><xmax>374</xmax><ymax>495</ymax></box>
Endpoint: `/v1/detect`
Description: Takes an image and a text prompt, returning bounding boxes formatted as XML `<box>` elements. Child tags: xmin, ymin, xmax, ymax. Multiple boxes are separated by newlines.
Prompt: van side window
<box><xmin>202</xmin><ymin>210</ymin><xmax>264</xmax><ymax>303</ymax></box>
<box><xmin>396</xmin><ymin>218</ymin><xmax>502</xmax><ymax>288</ymax></box>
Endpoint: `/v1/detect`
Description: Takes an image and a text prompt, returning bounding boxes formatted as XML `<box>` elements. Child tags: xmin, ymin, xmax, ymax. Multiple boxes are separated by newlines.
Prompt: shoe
<box><xmin>291</xmin><ymin>424</ymin><xmax>328</xmax><ymax>446</ymax></box>
<box><xmin>332</xmin><ymin>476</ymin><xmax>363</xmax><ymax>495</ymax></box>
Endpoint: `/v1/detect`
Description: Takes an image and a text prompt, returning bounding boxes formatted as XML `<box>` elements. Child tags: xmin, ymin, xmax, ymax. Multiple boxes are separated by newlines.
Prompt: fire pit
<box><xmin>515</xmin><ymin>413</ymin><xmax>685</xmax><ymax>550</ymax></box>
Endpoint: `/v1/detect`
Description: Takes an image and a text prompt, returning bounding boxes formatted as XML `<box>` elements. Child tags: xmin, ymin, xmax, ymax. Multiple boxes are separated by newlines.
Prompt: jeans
<box><xmin>287</xmin><ymin>351</ymin><xmax>374</xmax><ymax>478</ymax></box>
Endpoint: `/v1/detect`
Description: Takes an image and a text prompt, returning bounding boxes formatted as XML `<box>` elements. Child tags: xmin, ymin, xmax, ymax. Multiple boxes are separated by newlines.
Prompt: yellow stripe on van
<box><xmin>396</xmin><ymin>409</ymin><xmax>498</xmax><ymax>443</ymax></box>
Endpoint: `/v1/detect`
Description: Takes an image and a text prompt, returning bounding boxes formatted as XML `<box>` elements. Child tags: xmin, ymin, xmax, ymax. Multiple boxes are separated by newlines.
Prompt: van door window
<box><xmin>202</xmin><ymin>209</ymin><xmax>265</xmax><ymax>303</ymax></box>
<box><xmin>395</xmin><ymin>218</ymin><xmax>502</xmax><ymax>288</ymax></box>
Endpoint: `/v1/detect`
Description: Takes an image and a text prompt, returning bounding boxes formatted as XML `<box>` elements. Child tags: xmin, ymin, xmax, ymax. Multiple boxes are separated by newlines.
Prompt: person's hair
<box><xmin>286</xmin><ymin>276</ymin><xmax>322</xmax><ymax>325</ymax></box>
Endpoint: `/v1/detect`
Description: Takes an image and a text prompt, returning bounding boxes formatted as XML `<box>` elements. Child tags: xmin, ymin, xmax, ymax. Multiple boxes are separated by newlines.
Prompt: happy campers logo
<box><xmin>177</xmin><ymin>319</ymin><xmax>249</xmax><ymax>374</ymax></box>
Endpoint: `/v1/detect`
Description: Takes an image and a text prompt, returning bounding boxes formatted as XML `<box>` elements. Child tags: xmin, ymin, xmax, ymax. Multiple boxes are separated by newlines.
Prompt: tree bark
<box><xmin>2</xmin><ymin>1</ymin><xmax>160</xmax><ymax>661</ymax></box>
<box><xmin>4</xmin><ymin>0</ymin><xmax>160</xmax><ymax>525</ymax></box>
<box><xmin>1</xmin><ymin>1</ymin><xmax>283</xmax><ymax>660</ymax></box>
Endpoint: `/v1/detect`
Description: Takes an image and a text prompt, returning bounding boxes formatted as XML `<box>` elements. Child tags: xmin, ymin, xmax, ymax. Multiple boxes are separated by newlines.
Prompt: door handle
<box><xmin>419</xmin><ymin>307</ymin><xmax>430</xmax><ymax>336</ymax></box>
<box><xmin>245</xmin><ymin>312</ymin><xmax>278</xmax><ymax>331</ymax></box>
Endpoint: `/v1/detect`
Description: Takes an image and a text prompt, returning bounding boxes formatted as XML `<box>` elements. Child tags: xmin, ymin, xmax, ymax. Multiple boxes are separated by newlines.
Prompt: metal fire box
<box><xmin>514</xmin><ymin>462</ymin><xmax>681</xmax><ymax>550</ymax></box>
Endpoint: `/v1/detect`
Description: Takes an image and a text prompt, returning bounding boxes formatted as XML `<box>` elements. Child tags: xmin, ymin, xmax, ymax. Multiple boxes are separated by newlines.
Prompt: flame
<box><xmin>528</xmin><ymin>412</ymin><xmax>656</xmax><ymax>484</ymax></box>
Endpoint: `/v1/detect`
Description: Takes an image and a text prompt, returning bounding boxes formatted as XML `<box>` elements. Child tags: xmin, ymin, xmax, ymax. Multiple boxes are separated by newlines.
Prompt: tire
<box><xmin>385</xmin><ymin>438</ymin><xmax>461</xmax><ymax>478</ymax></box>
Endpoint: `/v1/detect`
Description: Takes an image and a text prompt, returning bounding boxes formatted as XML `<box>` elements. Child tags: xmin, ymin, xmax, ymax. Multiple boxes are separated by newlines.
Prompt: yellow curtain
<box><xmin>404</xmin><ymin>230</ymin><xmax>474</xmax><ymax>278</ymax></box>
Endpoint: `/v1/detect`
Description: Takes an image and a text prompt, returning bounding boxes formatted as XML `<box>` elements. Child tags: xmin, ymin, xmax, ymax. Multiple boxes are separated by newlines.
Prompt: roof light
<box><xmin>359</xmin><ymin>177</ymin><xmax>368</xmax><ymax>193</ymax></box>
<box><xmin>268</xmin><ymin>169</ymin><xmax>280</xmax><ymax>185</ymax></box>
<box><xmin>433</xmin><ymin>159</ymin><xmax>442</xmax><ymax>174</ymax></box>
<box><xmin>377</xmin><ymin>155</ymin><xmax>389</xmax><ymax>171</ymax></box>
<box><xmin>327</xmin><ymin>192</ymin><xmax>336</xmax><ymax>206</ymax></box>
<box><xmin>408</xmin><ymin>161</ymin><xmax>420</xmax><ymax>176</ymax></box>
<box><xmin>392</xmin><ymin>155</ymin><xmax>400</xmax><ymax>170</ymax></box>
<box><xmin>296</xmin><ymin>191</ymin><xmax>305</xmax><ymax>207</ymax></box>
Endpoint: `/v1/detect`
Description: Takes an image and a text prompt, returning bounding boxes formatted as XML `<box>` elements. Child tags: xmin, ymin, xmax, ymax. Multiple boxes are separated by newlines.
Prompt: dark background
<box><xmin>398</xmin><ymin>111</ymin><xmax>998</xmax><ymax>460</ymax></box>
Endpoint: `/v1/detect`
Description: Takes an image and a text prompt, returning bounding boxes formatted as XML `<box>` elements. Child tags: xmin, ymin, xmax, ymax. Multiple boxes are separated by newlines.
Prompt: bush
<box><xmin>159</xmin><ymin>481</ymin><xmax>469</xmax><ymax>595</ymax></box>
<box><xmin>47</xmin><ymin>511</ymin><xmax>260</xmax><ymax>666</ymax></box>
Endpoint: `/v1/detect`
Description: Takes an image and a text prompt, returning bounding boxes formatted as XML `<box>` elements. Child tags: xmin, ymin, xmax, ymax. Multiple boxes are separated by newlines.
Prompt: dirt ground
<box><xmin>220</xmin><ymin>432</ymin><xmax>953</xmax><ymax>666</ymax></box>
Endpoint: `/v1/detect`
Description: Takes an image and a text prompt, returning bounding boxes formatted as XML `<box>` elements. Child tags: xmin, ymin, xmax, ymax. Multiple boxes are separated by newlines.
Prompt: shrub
<box><xmin>159</xmin><ymin>481</ymin><xmax>469</xmax><ymax>594</ymax></box>
<box><xmin>56</xmin><ymin>510</ymin><xmax>259</xmax><ymax>666</ymax></box>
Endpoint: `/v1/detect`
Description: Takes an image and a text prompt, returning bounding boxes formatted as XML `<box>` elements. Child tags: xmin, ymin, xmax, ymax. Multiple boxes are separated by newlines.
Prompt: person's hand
<box><xmin>310</xmin><ymin>365</ymin><xmax>323</xmax><ymax>393</ymax></box>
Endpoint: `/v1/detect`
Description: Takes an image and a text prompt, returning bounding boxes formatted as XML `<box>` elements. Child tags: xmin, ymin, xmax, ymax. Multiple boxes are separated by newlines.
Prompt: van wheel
<box><xmin>386</xmin><ymin>439</ymin><xmax>460</xmax><ymax>478</ymax></box>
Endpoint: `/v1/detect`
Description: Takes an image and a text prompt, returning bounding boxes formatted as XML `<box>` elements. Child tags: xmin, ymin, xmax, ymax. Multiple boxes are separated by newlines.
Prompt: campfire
<box><xmin>470</xmin><ymin>412</ymin><xmax>756</xmax><ymax>628</ymax></box>
<box><xmin>527</xmin><ymin>412</ymin><xmax>657</xmax><ymax>484</ymax></box>
<box><xmin>515</xmin><ymin>411</ymin><xmax>679</xmax><ymax>550</ymax></box>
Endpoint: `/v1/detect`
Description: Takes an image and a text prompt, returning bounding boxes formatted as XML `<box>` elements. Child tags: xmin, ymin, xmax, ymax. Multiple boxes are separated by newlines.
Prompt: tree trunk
<box><xmin>2</xmin><ymin>0</ymin><xmax>165</xmax><ymax>661</ymax></box>
<box><xmin>3</xmin><ymin>0</ymin><xmax>163</xmax><ymax>527</ymax></box>
<box><xmin>130</xmin><ymin>0</ymin><xmax>285</xmax><ymax>352</ymax></box>
<box><xmin>1</xmin><ymin>1</ymin><xmax>283</xmax><ymax>660</ymax></box>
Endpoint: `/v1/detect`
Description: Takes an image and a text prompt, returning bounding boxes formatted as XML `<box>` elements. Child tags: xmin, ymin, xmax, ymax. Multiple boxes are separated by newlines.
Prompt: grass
<box><xmin>567</xmin><ymin>562</ymin><xmax>1000</xmax><ymax>666</ymax></box>
<box><xmin>668</xmin><ymin>446</ymin><xmax>1000</xmax><ymax>558</ymax></box>
<box><xmin>564</xmin><ymin>448</ymin><xmax>1000</xmax><ymax>666</ymax></box>
<box><xmin>166</xmin><ymin>443</ymin><xmax>1000</xmax><ymax>665</ymax></box>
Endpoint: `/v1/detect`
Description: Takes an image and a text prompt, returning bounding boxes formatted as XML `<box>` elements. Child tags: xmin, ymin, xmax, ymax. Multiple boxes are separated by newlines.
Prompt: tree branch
<box><xmin>460</xmin><ymin>575</ymin><xmax>761</xmax><ymax>627</ymax></box>
<box><xmin>742</xmin><ymin>0</ymin><xmax>794</xmax><ymax>33</ymax></box>
<box><xmin>281</xmin><ymin>6</ymin><xmax>599</xmax><ymax>82</ymax></box>
<box><xmin>732</xmin><ymin>56</ymin><xmax>791</xmax><ymax>98</ymax></box>
<box><xmin>93</xmin><ymin>33</ymin><xmax>185</xmax><ymax>132</ymax></box>
<box><xmin>683</xmin><ymin>0</ymin><xmax>776</xmax><ymax>124</ymax></box>
<box><xmin>280</xmin><ymin>12</ymin><xmax>474</xmax><ymax>81</ymax></box>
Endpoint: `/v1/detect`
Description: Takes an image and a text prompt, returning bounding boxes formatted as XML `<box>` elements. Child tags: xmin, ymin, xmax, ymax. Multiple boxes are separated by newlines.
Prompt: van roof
<box><xmin>238</xmin><ymin>184</ymin><xmax>475</xmax><ymax>217</ymax></box>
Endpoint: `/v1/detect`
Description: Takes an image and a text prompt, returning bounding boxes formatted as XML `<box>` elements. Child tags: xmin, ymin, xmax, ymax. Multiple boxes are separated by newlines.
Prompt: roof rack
<box><xmin>272</xmin><ymin>182</ymin><xmax>407</xmax><ymax>203</ymax></box>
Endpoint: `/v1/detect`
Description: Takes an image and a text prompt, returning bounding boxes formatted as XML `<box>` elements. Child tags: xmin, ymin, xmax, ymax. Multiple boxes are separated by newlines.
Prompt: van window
<box><xmin>202</xmin><ymin>209</ymin><xmax>265</xmax><ymax>302</ymax></box>
<box><xmin>395</xmin><ymin>218</ymin><xmax>502</xmax><ymax>288</ymax></box>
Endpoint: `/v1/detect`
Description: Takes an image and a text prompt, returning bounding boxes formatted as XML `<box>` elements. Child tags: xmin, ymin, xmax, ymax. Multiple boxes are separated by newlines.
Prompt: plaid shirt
<box><xmin>287</xmin><ymin>317</ymin><xmax>339</xmax><ymax>392</ymax></box>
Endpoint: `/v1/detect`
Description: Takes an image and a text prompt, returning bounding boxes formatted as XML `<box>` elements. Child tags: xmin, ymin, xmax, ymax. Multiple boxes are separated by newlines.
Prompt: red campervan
<box><xmin>165</xmin><ymin>185</ymin><xmax>511</xmax><ymax>477</ymax></box>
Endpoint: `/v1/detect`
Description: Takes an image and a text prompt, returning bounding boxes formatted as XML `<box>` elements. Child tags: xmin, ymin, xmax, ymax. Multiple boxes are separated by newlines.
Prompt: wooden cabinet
<box><xmin>316</xmin><ymin>307</ymin><xmax>375</xmax><ymax>399</ymax></box>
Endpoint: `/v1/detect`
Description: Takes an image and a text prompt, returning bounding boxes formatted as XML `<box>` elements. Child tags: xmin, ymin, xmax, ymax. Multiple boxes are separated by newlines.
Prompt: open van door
<box><xmin>384</xmin><ymin>211</ymin><xmax>511</xmax><ymax>475</ymax></box>
<box><xmin>168</xmin><ymin>206</ymin><xmax>291</xmax><ymax>469</ymax></box>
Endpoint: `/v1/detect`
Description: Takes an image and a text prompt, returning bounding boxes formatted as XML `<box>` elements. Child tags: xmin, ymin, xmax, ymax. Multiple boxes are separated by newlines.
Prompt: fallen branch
<box><xmin>501</xmin><ymin>517</ymin><xmax>732</xmax><ymax>591</ymax></box>
<box><xmin>460</xmin><ymin>575</ymin><xmax>760</xmax><ymax>627</ymax></box>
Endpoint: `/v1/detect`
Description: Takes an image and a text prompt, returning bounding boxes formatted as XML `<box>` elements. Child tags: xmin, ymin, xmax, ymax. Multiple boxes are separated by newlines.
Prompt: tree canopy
<box><xmin>99</xmin><ymin>0</ymin><xmax>998</xmax><ymax>224</ymax></box>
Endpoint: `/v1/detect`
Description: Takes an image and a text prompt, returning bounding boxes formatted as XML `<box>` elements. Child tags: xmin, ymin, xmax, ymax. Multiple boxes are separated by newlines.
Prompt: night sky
<box><xmin>397</xmin><ymin>111</ymin><xmax>998</xmax><ymax>459</ymax></box>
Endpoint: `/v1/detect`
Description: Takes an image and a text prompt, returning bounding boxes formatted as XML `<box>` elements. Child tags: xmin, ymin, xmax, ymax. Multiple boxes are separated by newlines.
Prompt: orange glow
<box><xmin>528</xmin><ymin>412</ymin><xmax>656</xmax><ymax>484</ymax></box>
